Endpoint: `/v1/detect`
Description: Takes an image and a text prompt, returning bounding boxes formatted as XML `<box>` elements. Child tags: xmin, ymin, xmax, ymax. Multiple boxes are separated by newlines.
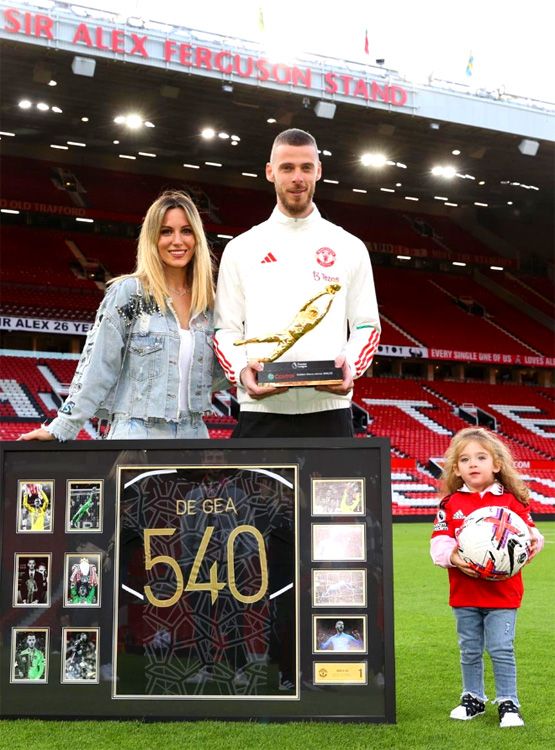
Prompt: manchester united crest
<box><xmin>316</xmin><ymin>247</ymin><xmax>336</xmax><ymax>268</ymax></box>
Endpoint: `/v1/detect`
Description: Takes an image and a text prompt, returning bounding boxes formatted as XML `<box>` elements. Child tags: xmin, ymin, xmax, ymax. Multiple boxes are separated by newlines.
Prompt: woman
<box><xmin>20</xmin><ymin>190</ymin><xmax>223</xmax><ymax>441</ymax></box>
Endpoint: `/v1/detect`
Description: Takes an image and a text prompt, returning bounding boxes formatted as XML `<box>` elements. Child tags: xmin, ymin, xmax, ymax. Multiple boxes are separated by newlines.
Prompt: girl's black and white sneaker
<box><xmin>450</xmin><ymin>693</ymin><xmax>486</xmax><ymax>720</ymax></box>
<box><xmin>498</xmin><ymin>700</ymin><xmax>524</xmax><ymax>728</ymax></box>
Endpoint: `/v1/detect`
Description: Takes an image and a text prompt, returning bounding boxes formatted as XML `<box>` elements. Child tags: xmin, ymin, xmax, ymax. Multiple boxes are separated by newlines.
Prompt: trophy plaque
<box><xmin>234</xmin><ymin>284</ymin><xmax>344</xmax><ymax>387</ymax></box>
<box><xmin>257</xmin><ymin>360</ymin><xmax>343</xmax><ymax>388</ymax></box>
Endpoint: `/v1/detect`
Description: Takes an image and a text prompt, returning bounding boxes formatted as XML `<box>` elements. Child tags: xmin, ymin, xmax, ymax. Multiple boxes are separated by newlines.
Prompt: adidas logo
<box><xmin>261</xmin><ymin>252</ymin><xmax>277</xmax><ymax>264</ymax></box>
<box><xmin>453</xmin><ymin>510</ymin><xmax>465</xmax><ymax>520</ymax></box>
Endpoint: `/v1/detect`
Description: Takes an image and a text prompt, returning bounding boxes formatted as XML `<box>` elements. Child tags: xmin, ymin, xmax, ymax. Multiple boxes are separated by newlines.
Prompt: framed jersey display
<box><xmin>0</xmin><ymin>438</ymin><xmax>394</xmax><ymax>723</ymax></box>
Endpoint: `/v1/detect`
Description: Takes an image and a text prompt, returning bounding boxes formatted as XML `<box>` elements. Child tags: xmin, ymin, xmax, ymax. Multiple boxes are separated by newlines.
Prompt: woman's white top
<box><xmin>178</xmin><ymin>328</ymin><xmax>193</xmax><ymax>412</ymax></box>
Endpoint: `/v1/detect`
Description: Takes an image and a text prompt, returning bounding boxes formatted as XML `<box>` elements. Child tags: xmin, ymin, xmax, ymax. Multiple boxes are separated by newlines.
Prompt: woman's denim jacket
<box><xmin>47</xmin><ymin>278</ymin><xmax>224</xmax><ymax>441</ymax></box>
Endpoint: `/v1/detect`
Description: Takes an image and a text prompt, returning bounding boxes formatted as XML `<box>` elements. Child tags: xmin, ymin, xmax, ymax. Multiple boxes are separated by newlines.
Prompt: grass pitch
<box><xmin>3</xmin><ymin>521</ymin><xmax>554</xmax><ymax>750</ymax></box>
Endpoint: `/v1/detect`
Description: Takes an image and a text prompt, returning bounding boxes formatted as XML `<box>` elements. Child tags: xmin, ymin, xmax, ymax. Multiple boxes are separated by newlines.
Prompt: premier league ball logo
<box><xmin>457</xmin><ymin>506</ymin><xmax>531</xmax><ymax>580</ymax></box>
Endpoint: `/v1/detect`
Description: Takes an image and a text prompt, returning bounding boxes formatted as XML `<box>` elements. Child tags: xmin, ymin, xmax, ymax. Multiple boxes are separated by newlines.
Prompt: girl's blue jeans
<box><xmin>452</xmin><ymin>606</ymin><xmax>518</xmax><ymax>705</ymax></box>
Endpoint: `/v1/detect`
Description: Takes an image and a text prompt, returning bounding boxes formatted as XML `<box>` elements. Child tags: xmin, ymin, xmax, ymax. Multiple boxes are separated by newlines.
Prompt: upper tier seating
<box><xmin>1</xmin><ymin>225</ymin><xmax>99</xmax><ymax>287</ymax></box>
<box><xmin>435</xmin><ymin>273</ymin><xmax>553</xmax><ymax>355</ymax></box>
<box><xmin>373</xmin><ymin>266</ymin><xmax>553</xmax><ymax>356</ymax></box>
<box><xmin>3</xmin><ymin>223</ymin><xmax>551</xmax><ymax>364</ymax></box>
<box><xmin>378</xmin><ymin>318</ymin><xmax>419</xmax><ymax>346</ymax></box>
<box><xmin>1</xmin><ymin>156</ymin><xmax>77</xmax><ymax>206</ymax></box>
<box><xmin>0</xmin><ymin>155</ymin><xmax>525</xmax><ymax>265</ymax></box>
<box><xmin>480</xmin><ymin>269</ymin><xmax>555</xmax><ymax>320</ymax></box>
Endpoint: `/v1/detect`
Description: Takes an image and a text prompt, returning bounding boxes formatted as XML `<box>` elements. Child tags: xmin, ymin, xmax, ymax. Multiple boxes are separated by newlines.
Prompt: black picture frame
<box><xmin>0</xmin><ymin>438</ymin><xmax>395</xmax><ymax>723</ymax></box>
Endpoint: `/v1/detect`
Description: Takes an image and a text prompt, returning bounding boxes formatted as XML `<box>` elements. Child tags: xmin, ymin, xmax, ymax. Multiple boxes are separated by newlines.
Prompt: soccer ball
<box><xmin>457</xmin><ymin>506</ymin><xmax>531</xmax><ymax>581</ymax></box>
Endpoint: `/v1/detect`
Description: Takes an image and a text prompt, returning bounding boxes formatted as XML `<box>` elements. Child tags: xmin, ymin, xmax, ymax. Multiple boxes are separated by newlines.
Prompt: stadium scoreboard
<box><xmin>0</xmin><ymin>439</ymin><xmax>395</xmax><ymax>722</ymax></box>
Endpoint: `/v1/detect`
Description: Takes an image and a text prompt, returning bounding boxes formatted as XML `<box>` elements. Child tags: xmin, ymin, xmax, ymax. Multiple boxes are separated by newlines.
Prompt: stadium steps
<box><xmin>379</xmin><ymin>313</ymin><xmax>424</xmax><ymax>346</ymax></box>
<box><xmin>429</xmin><ymin>280</ymin><xmax>542</xmax><ymax>356</ymax></box>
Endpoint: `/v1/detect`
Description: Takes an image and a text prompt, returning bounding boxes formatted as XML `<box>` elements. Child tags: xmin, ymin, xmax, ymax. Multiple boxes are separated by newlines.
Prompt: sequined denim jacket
<box><xmin>47</xmin><ymin>277</ymin><xmax>223</xmax><ymax>441</ymax></box>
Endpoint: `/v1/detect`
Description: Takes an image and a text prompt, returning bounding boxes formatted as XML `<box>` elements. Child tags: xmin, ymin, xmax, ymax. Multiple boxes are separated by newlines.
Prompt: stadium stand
<box><xmin>435</xmin><ymin>272</ymin><xmax>553</xmax><ymax>355</ymax></box>
<box><xmin>425</xmin><ymin>380</ymin><xmax>555</xmax><ymax>458</ymax></box>
<box><xmin>373</xmin><ymin>266</ymin><xmax>546</xmax><ymax>354</ymax></box>
<box><xmin>1</xmin><ymin>156</ymin><xmax>77</xmax><ymax>206</ymax></box>
<box><xmin>378</xmin><ymin>318</ymin><xmax>420</xmax><ymax>346</ymax></box>
<box><xmin>3</xmin><ymin>221</ymin><xmax>553</xmax><ymax>357</ymax></box>
<box><xmin>1</xmin><ymin>225</ymin><xmax>98</xmax><ymax>285</ymax></box>
<box><xmin>2</xmin><ymin>355</ymin><xmax>553</xmax><ymax>514</ymax></box>
<box><xmin>354</xmin><ymin>376</ymin><xmax>554</xmax><ymax>515</ymax></box>
<box><xmin>478</xmin><ymin>268</ymin><xmax>555</xmax><ymax>319</ymax></box>
<box><xmin>1</xmin><ymin>159</ymin><xmax>553</xmax><ymax>517</ymax></box>
<box><xmin>519</xmin><ymin>274</ymin><xmax>554</xmax><ymax>304</ymax></box>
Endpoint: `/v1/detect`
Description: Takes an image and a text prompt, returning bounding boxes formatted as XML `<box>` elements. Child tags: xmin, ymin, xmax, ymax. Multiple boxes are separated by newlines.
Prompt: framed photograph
<box><xmin>312</xmin><ymin>569</ymin><xmax>367</xmax><ymax>607</ymax></box>
<box><xmin>16</xmin><ymin>480</ymin><xmax>54</xmax><ymax>533</ymax></box>
<box><xmin>64</xmin><ymin>553</ymin><xmax>101</xmax><ymax>607</ymax></box>
<box><xmin>313</xmin><ymin>616</ymin><xmax>367</xmax><ymax>654</ymax></box>
<box><xmin>311</xmin><ymin>478</ymin><xmax>365</xmax><ymax>516</ymax></box>
<box><xmin>13</xmin><ymin>553</ymin><xmax>51</xmax><ymax>607</ymax></box>
<box><xmin>0</xmin><ymin>437</ymin><xmax>395</xmax><ymax>722</ymax></box>
<box><xmin>66</xmin><ymin>480</ymin><xmax>103</xmax><ymax>532</ymax></box>
<box><xmin>312</xmin><ymin>523</ymin><xmax>366</xmax><ymax>561</ymax></box>
<box><xmin>61</xmin><ymin>628</ymin><xmax>99</xmax><ymax>683</ymax></box>
<box><xmin>10</xmin><ymin>628</ymin><xmax>49</xmax><ymax>683</ymax></box>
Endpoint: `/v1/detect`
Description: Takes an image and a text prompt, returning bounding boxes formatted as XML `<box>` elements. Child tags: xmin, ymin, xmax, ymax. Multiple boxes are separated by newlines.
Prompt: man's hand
<box><xmin>18</xmin><ymin>427</ymin><xmax>55</xmax><ymax>441</ymax></box>
<box><xmin>315</xmin><ymin>355</ymin><xmax>353</xmax><ymax>395</ymax></box>
<box><xmin>450</xmin><ymin>548</ymin><xmax>480</xmax><ymax>578</ymax></box>
<box><xmin>239</xmin><ymin>362</ymin><xmax>289</xmax><ymax>400</ymax></box>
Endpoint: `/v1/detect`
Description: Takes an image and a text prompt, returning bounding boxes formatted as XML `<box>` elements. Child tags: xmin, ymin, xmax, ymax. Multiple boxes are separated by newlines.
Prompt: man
<box><xmin>69</xmin><ymin>557</ymin><xmax>98</xmax><ymax>604</ymax></box>
<box><xmin>22</xmin><ymin>483</ymin><xmax>50</xmax><ymax>531</ymax></box>
<box><xmin>70</xmin><ymin>581</ymin><xmax>97</xmax><ymax>605</ymax></box>
<box><xmin>319</xmin><ymin>620</ymin><xmax>363</xmax><ymax>652</ymax></box>
<box><xmin>15</xmin><ymin>633</ymin><xmax>45</xmax><ymax>680</ymax></box>
<box><xmin>19</xmin><ymin>558</ymin><xmax>45</xmax><ymax>604</ymax></box>
<box><xmin>37</xmin><ymin>562</ymin><xmax>48</xmax><ymax>595</ymax></box>
<box><xmin>65</xmin><ymin>632</ymin><xmax>96</xmax><ymax>680</ymax></box>
<box><xmin>214</xmin><ymin>128</ymin><xmax>380</xmax><ymax>437</ymax></box>
<box><xmin>70</xmin><ymin>491</ymin><xmax>95</xmax><ymax>529</ymax></box>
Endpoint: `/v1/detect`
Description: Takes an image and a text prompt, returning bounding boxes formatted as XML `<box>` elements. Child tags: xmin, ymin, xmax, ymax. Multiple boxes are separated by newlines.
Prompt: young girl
<box><xmin>430</xmin><ymin>427</ymin><xmax>544</xmax><ymax>728</ymax></box>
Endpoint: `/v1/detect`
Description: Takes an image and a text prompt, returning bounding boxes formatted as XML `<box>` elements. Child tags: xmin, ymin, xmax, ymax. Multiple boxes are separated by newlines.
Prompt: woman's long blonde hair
<box><xmin>440</xmin><ymin>427</ymin><xmax>529</xmax><ymax>504</ymax></box>
<box><xmin>110</xmin><ymin>190</ymin><xmax>215</xmax><ymax>315</ymax></box>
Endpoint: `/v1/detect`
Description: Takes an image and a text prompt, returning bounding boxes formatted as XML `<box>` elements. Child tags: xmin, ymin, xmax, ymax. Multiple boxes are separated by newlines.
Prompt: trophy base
<box><xmin>258</xmin><ymin>360</ymin><xmax>343</xmax><ymax>388</ymax></box>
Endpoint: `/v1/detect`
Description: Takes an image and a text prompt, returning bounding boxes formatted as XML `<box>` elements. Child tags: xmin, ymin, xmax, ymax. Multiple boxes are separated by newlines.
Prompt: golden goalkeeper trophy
<box><xmin>234</xmin><ymin>283</ymin><xmax>343</xmax><ymax>387</ymax></box>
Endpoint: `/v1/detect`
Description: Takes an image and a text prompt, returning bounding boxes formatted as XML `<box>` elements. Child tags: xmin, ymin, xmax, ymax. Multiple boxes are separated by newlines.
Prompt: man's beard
<box><xmin>276</xmin><ymin>184</ymin><xmax>314</xmax><ymax>216</ymax></box>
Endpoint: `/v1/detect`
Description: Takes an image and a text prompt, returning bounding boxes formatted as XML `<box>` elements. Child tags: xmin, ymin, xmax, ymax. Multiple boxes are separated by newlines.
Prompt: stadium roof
<box><xmin>0</xmin><ymin>16</ymin><xmax>554</xmax><ymax>255</ymax></box>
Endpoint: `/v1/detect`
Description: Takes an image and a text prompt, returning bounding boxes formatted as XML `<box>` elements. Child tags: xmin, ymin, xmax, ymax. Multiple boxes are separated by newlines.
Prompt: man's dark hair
<box><xmin>270</xmin><ymin>128</ymin><xmax>318</xmax><ymax>160</ymax></box>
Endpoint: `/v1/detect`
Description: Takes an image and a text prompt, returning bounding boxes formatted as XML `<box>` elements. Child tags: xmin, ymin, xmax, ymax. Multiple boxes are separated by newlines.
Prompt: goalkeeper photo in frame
<box><xmin>16</xmin><ymin>480</ymin><xmax>53</xmax><ymax>533</ymax></box>
<box><xmin>64</xmin><ymin>553</ymin><xmax>101</xmax><ymax>607</ymax></box>
<box><xmin>66</xmin><ymin>480</ymin><xmax>103</xmax><ymax>532</ymax></box>
<box><xmin>11</xmin><ymin>628</ymin><xmax>49</xmax><ymax>683</ymax></box>
<box><xmin>313</xmin><ymin>616</ymin><xmax>367</xmax><ymax>654</ymax></box>
<box><xmin>62</xmin><ymin>628</ymin><xmax>99</xmax><ymax>683</ymax></box>
<box><xmin>312</xmin><ymin>478</ymin><xmax>365</xmax><ymax>516</ymax></box>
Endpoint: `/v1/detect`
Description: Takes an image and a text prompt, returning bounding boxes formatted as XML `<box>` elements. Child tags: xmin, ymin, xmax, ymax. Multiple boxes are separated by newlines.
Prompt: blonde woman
<box><xmin>430</xmin><ymin>427</ymin><xmax>544</xmax><ymax>728</ymax></box>
<box><xmin>20</xmin><ymin>191</ymin><xmax>224</xmax><ymax>440</ymax></box>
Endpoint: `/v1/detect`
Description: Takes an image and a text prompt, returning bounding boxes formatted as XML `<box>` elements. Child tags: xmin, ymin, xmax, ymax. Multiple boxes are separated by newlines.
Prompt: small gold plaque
<box><xmin>313</xmin><ymin>661</ymin><xmax>367</xmax><ymax>685</ymax></box>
